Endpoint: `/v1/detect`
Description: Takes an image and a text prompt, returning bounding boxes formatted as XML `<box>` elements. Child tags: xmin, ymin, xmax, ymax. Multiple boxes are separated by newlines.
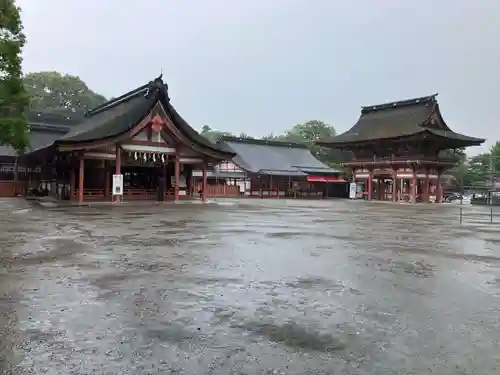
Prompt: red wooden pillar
<box><xmin>163</xmin><ymin>163</ymin><xmax>168</xmax><ymax>198</ymax></box>
<box><xmin>367</xmin><ymin>169</ymin><xmax>373</xmax><ymax>201</ymax></box>
<box><xmin>392</xmin><ymin>169</ymin><xmax>397</xmax><ymax>202</ymax></box>
<box><xmin>78</xmin><ymin>155</ymin><xmax>84</xmax><ymax>203</ymax></box>
<box><xmin>115</xmin><ymin>145</ymin><xmax>121</xmax><ymax>203</ymax></box>
<box><xmin>174</xmin><ymin>156</ymin><xmax>180</xmax><ymax>201</ymax></box>
<box><xmin>411</xmin><ymin>168</ymin><xmax>417</xmax><ymax>203</ymax></box>
<box><xmin>104</xmin><ymin>162</ymin><xmax>110</xmax><ymax>201</ymax></box>
<box><xmin>202</xmin><ymin>163</ymin><xmax>207</xmax><ymax>202</ymax></box>
<box><xmin>424</xmin><ymin>169</ymin><xmax>430</xmax><ymax>203</ymax></box>
<box><xmin>436</xmin><ymin>172</ymin><xmax>443</xmax><ymax>203</ymax></box>
<box><xmin>69</xmin><ymin>166</ymin><xmax>75</xmax><ymax>201</ymax></box>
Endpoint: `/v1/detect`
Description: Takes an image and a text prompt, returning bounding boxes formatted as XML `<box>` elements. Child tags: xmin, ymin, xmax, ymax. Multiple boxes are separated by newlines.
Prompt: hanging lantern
<box><xmin>152</xmin><ymin>154</ymin><xmax>156</xmax><ymax>162</ymax></box>
<box><xmin>161</xmin><ymin>154</ymin><xmax>165</xmax><ymax>163</ymax></box>
<box><xmin>143</xmin><ymin>153</ymin><xmax>147</xmax><ymax>161</ymax></box>
<box><xmin>134</xmin><ymin>152</ymin><xmax>138</xmax><ymax>160</ymax></box>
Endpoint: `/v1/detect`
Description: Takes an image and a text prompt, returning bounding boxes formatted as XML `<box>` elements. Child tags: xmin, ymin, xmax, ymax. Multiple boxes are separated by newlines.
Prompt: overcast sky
<box><xmin>18</xmin><ymin>0</ymin><xmax>500</xmax><ymax>154</ymax></box>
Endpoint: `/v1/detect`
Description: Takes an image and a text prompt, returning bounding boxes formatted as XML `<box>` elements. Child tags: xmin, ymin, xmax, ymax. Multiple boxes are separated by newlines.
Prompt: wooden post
<box><xmin>436</xmin><ymin>171</ymin><xmax>442</xmax><ymax>203</ymax></box>
<box><xmin>392</xmin><ymin>169</ymin><xmax>397</xmax><ymax>202</ymax></box>
<box><xmin>367</xmin><ymin>169</ymin><xmax>373</xmax><ymax>201</ymax></box>
<box><xmin>351</xmin><ymin>168</ymin><xmax>357</xmax><ymax>200</ymax></box>
<box><xmin>411</xmin><ymin>168</ymin><xmax>417</xmax><ymax>203</ymax></box>
<box><xmin>115</xmin><ymin>145</ymin><xmax>121</xmax><ymax>203</ymax></box>
<box><xmin>78</xmin><ymin>155</ymin><xmax>84</xmax><ymax>203</ymax></box>
<box><xmin>104</xmin><ymin>161</ymin><xmax>110</xmax><ymax>201</ymax></box>
<box><xmin>424</xmin><ymin>169</ymin><xmax>430</xmax><ymax>203</ymax></box>
<box><xmin>174</xmin><ymin>155</ymin><xmax>180</xmax><ymax>201</ymax></box>
<box><xmin>202</xmin><ymin>162</ymin><xmax>207</xmax><ymax>202</ymax></box>
<box><xmin>163</xmin><ymin>162</ymin><xmax>167</xmax><ymax>198</ymax></box>
<box><xmin>13</xmin><ymin>157</ymin><xmax>18</xmax><ymax>182</ymax></box>
<box><xmin>69</xmin><ymin>167</ymin><xmax>75</xmax><ymax>201</ymax></box>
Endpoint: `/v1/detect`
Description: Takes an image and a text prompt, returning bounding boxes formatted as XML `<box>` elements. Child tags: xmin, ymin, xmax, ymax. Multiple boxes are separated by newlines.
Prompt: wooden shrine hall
<box><xmin>317</xmin><ymin>94</ymin><xmax>485</xmax><ymax>203</ymax></box>
<box><xmin>22</xmin><ymin>75</ymin><xmax>235</xmax><ymax>202</ymax></box>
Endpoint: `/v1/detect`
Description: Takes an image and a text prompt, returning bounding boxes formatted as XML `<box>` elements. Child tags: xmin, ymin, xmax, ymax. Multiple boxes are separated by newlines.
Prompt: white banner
<box><xmin>112</xmin><ymin>174</ymin><xmax>123</xmax><ymax>196</ymax></box>
<box><xmin>349</xmin><ymin>182</ymin><xmax>357</xmax><ymax>199</ymax></box>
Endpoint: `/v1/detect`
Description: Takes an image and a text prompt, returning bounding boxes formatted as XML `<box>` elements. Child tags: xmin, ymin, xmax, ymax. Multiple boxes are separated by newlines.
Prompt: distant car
<box><xmin>444</xmin><ymin>193</ymin><xmax>472</xmax><ymax>204</ymax></box>
<box><xmin>444</xmin><ymin>194</ymin><xmax>460</xmax><ymax>203</ymax></box>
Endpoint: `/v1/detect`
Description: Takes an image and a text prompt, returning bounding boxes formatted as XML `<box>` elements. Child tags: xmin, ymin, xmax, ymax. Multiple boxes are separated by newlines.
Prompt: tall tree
<box><xmin>265</xmin><ymin>120</ymin><xmax>348</xmax><ymax>167</ymax></box>
<box><xmin>439</xmin><ymin>147</ymin><xmax>466</xmax><ymax>165</ymax></box>
<box><xmin>200</xmin><ymin>125</ymin><xmax>233</xmax><ymax>143</ymax></box>
<box><xmin>238</xmin><ymin>132</ymin><xmax>253</xmax><ymax>139</ymax></box>
<box><xmin>464</xmin><ymin>153</ymin><xmax>491</xmax><ymax>186</ymax></box>
<box><xmin>0</xmin><ymin>0</ymin><xmax>29</xmax><ymax>153</ymax></box>
<box><xmin>23</xmin><ymin>71</ymin><xmax>107</xmax><ymax>115</ymax></box>
<box><xmin>489</xmin><ymin>141</ymin><xmax>500</xmax><ymax>174</ymax></box>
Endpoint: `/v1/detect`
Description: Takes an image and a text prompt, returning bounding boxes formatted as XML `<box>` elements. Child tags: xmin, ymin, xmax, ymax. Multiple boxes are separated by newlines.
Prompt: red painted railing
<box><xmin>124</xmin><ymin>189</ymin><xmax>156</xmax><ymax>200</ymax></box>
<box><xmin>193</xmin><ymin>184</ymin><xmax>240</xmax><ymax>197</ymax></box>
<box><xmin>74</xmin><ymin>189</ymin><xmax>106</xmax><ymax>201</ymax></box>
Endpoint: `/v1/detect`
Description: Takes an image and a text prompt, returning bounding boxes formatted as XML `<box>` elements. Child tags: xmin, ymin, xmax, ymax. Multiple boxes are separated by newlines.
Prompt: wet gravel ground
<box><xmin>0</xmin><ymin>198</ymin><xmax>499</xmax><ymax>374</ymax></box>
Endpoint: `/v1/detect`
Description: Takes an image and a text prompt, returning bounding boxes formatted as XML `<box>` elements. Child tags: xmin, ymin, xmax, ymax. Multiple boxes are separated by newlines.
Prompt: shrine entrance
<box><xmin>37</xmin><ymin>75</ymin><xmax>234</xmax><ymax>204</ymax></box>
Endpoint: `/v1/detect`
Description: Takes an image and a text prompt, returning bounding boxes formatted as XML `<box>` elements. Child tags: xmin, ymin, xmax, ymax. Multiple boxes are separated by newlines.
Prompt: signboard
<box><xmin>112</xmin><ymin>174</ymin><xmax>123</xmax><ymax>196</ymax></box>
<box><xmin>349</xmin><ymin>182</ymin><xmax>357</xmax><ymax>199</ymax></box>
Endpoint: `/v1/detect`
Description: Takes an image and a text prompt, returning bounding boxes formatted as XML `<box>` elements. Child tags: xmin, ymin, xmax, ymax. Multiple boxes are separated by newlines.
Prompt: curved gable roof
<box><xmin>317</xmin><ymin>94</ymin><xmax>485</xmax><ymax>147</ymax></box>
<box><xmin>55</xmin><ymin>76</ymin><xmax>234</xmax><ymax>159</ymax></box>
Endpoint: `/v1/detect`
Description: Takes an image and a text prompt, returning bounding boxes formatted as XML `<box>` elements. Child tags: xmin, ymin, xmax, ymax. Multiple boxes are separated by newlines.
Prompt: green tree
<box><xmin>200</xmin><ymin>125</ymin><xmax>233</xmax><ymax>143</ymax></box>
<box><xmin>262</xmin><ymin>132</ymin><xmax>286</xmax><ymax>141</ymax></box>
<box><xmin>439</xmin><ymin>147</ymin><xmax>466</xmax><ymax>165</ymax></box>
<box><xmin>463</xmin><ymin>153</ymin><xmax>490</xmax><ymax>186</ymax></box>
<box><xmin>489</xmin><ymin>141</ymin><xmax>500</xmax><ymax>174</ymax></box>
<box><xmin>451</xmin><ymin>161</ymin><xmax>469</xmax><ymax>186</ymax></box>
<box><xmin>238</xmin><ymin>132</ymin><xmax>253</xmax><ymax>139</ymax></box>
<box><xmin>266</xmin><ymin>120</ymin><xmax>348</xmax><ymax>167</ymax></box>
<box><xmin>0</xmin><ymin>0</ymin><xmax>29</xmax><ymax>153</ymax></box>
<box><xmin>23</xmin><ymin>71</ymin><xmax>107</xmax><ymax>115</ymax></box>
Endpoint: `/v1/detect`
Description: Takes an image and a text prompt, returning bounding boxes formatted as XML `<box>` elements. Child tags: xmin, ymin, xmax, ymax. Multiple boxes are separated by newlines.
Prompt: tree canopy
<box><xmin>0</xmin><ymin>0</ymin><xmax>29</xmax><ymax>153</ymax></box>
<box><xmin>263</xmin><ymin>120</ymin><xmax>347</xmax><ymax>166</ymax></box>
<box><xmin>200</xmin><ymin>125</ymin><xmax>232</xmax><ymax>143</ymax></box>
<box><xmin>490</xmin><ymin>141</ymin><xmax>500</xmax><ymax>174</ymax></box>
<box><xmin>23</xmin><ymin>71</ymin><xmax>107</xmax><ymax>116</ymax></box>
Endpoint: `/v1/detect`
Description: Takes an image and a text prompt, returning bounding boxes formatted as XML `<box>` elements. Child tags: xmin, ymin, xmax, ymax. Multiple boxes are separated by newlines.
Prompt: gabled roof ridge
<box><xmin>86</xmin><ymin>74</ymin><xmax>165</xmax><ymax>117</ymax></box>
<box><xmin>28</xmin><ymin>123</ymin><xmax>70</xmax><ymax>133</ymax></box>
<box><xmin>25</xmin><ymin>110</ymin><xmax>83</xmax><ymax>124</ymax></box>
<box><xmin>361</xmin><ymin>94</ymin><xmax>438</xmax><ymax>114</ymax></box>
<box><xmin>220</xmin><ymin>136</ymin><xmax>309</xmax><ymax>149</ymax></box>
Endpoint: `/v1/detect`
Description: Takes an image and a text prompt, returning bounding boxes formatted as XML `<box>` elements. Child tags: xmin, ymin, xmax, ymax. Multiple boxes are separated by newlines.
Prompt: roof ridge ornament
<box><xmin>361</xmin><ymin>94</ymin><xmax>439</xmax><ymax>113</ymax></box>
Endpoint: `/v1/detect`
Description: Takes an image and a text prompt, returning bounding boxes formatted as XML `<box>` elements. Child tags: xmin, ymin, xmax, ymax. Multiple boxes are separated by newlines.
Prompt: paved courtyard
<box><xmin>0</xmin><ymin>198</ymin><xmax>499</xmax><ymax>374</ymax></box>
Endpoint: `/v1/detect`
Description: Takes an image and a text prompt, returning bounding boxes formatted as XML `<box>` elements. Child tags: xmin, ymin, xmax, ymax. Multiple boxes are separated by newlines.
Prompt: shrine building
<box><xmin>207</xmin><ymin>137</ymin><xmax>346</xmax><ymax>198</ymax></box>
<box><xmin>317</xmin><ymin>94</ymin><xmax>485</xmax><ymax>203</ymax></box>
<box><xmin>18</xmin><ymin>75</ymin><xmax>235</xmax><ymax>202</ymax></box>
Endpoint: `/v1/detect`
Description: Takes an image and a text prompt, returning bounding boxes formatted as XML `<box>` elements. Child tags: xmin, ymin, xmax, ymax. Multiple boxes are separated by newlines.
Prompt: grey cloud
<box><xmin>17</xmin><ymin>0</ymin><xmax>500</xmax><ymax>154</ymax></box>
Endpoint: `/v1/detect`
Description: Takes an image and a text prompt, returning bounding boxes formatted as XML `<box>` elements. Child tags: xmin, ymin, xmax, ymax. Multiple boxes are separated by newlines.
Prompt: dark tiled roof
<box><xmin>0</xmin><ymin>124</ymin><xmax>69</xmax><ymax>157</ymax></box>
<box><xmin>0</xmin><ymin>111</ymin><xmax>76</xmax><ymax>157</ymax></box>
<box><xmin>218</xmin><ymin>136</ymin><xmax>340</xmax><ymax>176</ymax></box>
<box><xmin>317</xmin><ymin>94</ymin><xmax>485</xmax><ymax>147</ymax></box>
<box><xmin>56</xmin><ymin>76</ymin><xmax>234</xmax><ymax>158</ymax></box>
<box><xmin>25</xmin><ymin>110</ymin><xmax>84</xmax><ymax>126</ymax></box>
